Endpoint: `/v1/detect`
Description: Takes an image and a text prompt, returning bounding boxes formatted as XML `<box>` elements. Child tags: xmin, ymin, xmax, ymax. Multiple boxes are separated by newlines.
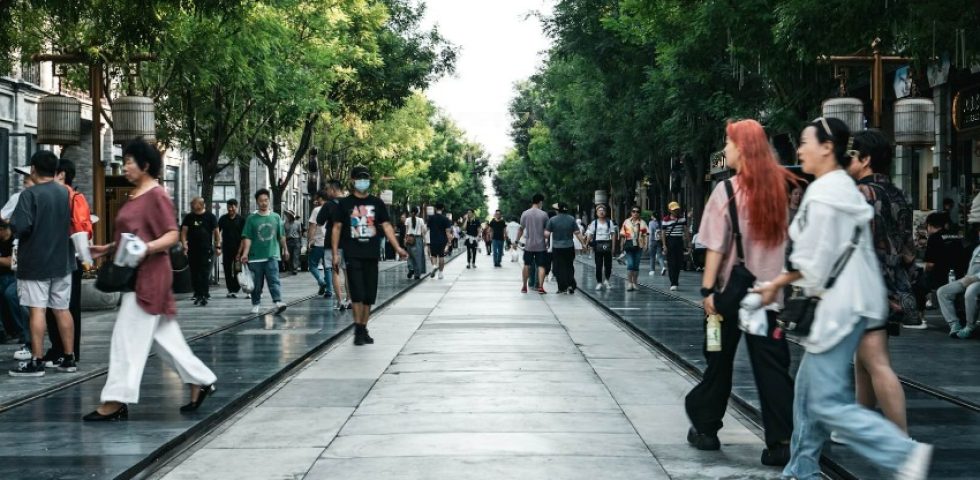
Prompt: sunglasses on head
<box><xmin>631</xmin><ymin>209</ymin><xmax>640</xmax><ymax>213</ymax></box>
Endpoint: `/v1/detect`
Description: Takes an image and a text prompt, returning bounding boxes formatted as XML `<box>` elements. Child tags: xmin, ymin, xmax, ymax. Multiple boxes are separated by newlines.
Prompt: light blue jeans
<box><xmin>782</xmin><ymin>318</ymin><xmax>916</xmax><ymax>479</ymax></box>
<box><xmin>937</xmin><ymin>279</ymin><xmax>980</xmax><ymax>331</ymax></box>
<box><xmin>307</xmin><ymin>246</ymin><xmax>332</xmax><ymax>294</ymax></box>
<box><xmin>249</xmin><ymin>258</ymin><xmax>283</xmax><ymax>306</ymax></box>
<box><xmin>650</xmin><ymin>244</ymin><xmax>666</xmax><ymax>271</ymax></box>
<box><xmin>492</xmin><ymin>239</ymin><xmax>505</xmax><ymax>266</ymax></box>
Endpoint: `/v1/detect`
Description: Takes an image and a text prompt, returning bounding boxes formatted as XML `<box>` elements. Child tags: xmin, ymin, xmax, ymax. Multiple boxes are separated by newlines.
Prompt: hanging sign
<box><xmin>954</xmin><ymin>85</ymin><xmax>980</xmax><ymax>132</ymax></box>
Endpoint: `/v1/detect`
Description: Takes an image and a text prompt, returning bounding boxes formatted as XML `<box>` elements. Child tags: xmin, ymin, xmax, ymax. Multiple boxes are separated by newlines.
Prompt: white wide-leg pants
<box><xmin>100</xmin><ymin>293</ymin><xmax>217</xmax><ymax>404</ymax></box>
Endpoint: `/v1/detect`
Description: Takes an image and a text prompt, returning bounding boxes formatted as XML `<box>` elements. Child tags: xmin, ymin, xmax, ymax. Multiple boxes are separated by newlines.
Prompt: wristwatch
<box><xmin>700</xmin><ymin>287</ymin><xmax>714</xmax><ymax>298</ymax></box>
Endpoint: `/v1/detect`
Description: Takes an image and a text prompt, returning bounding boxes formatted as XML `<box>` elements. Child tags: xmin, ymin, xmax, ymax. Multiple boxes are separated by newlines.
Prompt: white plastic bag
<box><xmin>237</xmin><ymin>263</ymin><xmax>255</xmax><ymax>294</ymax></box>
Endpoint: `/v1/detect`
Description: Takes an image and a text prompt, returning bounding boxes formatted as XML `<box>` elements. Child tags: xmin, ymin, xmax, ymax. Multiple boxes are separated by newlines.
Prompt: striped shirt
<box><xmin>661</xmin><ymin>216</ymin><xmax>688</xmax><ymax>239</ymax></box>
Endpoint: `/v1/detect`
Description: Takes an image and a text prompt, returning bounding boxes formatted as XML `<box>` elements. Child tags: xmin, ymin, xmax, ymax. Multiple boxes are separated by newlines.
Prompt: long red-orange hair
<box><xmin>726</xmin><ymin>119</ymin><xmax>797</xmax><ymax>247</ymax></box>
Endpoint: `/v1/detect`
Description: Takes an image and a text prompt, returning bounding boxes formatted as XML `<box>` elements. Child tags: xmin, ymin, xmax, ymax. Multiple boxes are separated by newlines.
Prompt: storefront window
<box><xmin>163</xmin><ymin>166</ymin><xmax>180</xmax><ymax>210</ymax></box>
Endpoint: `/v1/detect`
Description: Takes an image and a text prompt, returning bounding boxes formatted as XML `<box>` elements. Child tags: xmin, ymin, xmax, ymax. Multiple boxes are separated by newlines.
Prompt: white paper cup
<box><xmin>71</xmin><ymin>232</ymin><xmax>93</xmax><ymax>266</ymax></box>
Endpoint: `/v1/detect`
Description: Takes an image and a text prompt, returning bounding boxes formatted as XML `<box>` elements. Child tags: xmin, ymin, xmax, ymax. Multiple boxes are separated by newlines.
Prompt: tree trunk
<box><xmin>266</xmin><ymin>161</ymin><xmax>285</xmax><ymax>215</ymax></box>
<box><xmin>238</xmin><ymin>159</ymin><xmax>251</xmax><ymax>213</ymax></box>
<box><xmin>199</xmin><ymin>161</ymin><xmax>217</xmax><ymax>208</ymax></box>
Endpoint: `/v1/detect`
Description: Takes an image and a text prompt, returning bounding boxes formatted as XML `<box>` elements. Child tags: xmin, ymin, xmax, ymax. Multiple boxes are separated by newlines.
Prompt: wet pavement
<box><xmin>0</xmin><ymin>260</ymin><xmax>420</xmax><ymax>480</ymax></box>
<box><xmin>153</xmin><ymin>255</ymin><xmax>783</xmax><ymax>480</ymax></box>
<box><xmin>575</xmin><ymin>254</ymin><xmax>980</xmax><ymax>480</ymax></box>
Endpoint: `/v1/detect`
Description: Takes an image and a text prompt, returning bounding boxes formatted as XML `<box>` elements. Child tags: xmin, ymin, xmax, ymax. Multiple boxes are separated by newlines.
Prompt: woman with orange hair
<box><xmin>684</xmin><ymin>119</ymin><xmax>795</xmax><ymax>467</ymax></box>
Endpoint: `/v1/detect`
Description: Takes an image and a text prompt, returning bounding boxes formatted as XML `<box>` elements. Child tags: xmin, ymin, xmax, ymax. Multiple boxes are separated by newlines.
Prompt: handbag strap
<box><xmin>723</xmin><ymin>180</ymin><xmax>746</xmax><ymax>262</ymax></box>
<box><xmin>824</xmin><ymin>226</ymin><xmax>862</xmax><ymax>289</ymax></box>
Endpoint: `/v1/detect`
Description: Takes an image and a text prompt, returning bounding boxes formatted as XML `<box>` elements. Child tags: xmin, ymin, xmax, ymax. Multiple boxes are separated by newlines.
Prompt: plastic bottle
<box><xmin>949</xmin><ymin>269</ymin><xmax>956</xmax><ymax>285</ymax></box>
<box><xmin>706</xmin><ymin>314</ymin><xmax>723</xmax><ymax>352</ymax></box>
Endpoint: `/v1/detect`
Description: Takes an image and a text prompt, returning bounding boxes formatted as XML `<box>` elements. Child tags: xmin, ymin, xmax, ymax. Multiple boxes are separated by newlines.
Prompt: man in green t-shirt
<box><xmin>240</xmin><ymin>188</ymin><xmax>289</xmax><ymax>315</ymax></box>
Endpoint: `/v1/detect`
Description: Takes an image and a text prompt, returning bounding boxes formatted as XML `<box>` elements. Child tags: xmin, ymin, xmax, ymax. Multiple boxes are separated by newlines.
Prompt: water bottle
<box><xmin>706</xmin><ymin>314</ymin><xmax>723</xmax><ymax>352</ymax></box>
<box><xmin>949</xmin><ymin>269</ymin><xmax>956</xmax><ymax>285</ymax></box>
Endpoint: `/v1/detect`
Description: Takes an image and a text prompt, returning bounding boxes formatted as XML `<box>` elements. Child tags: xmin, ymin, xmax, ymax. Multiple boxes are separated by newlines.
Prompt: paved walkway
<box><xmin>153</xmin><ymin>255</ymin><xmax>781</xmax><ymax>480</ymax></box>
<box><xmin>0</xmin><ymin>262</ymin><xmax>404</xmax><ymax>409</ymax></box>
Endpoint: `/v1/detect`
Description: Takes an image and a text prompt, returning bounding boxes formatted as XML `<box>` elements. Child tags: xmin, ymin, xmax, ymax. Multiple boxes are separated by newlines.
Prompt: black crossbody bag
<box><xmin>778</xmin><ymin>226</ymin><xmax>862</xmax><ymax>336</ymax></box>
<box><xmin>713</xmin><ymin>180</ymin><xmax>756</xmax><ymax>318</ymax></box>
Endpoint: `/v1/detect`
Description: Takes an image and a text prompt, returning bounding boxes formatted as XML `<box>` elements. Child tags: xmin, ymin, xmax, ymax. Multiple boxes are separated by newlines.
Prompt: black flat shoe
<box><xmin>83</xmin><ymin>404</ymin><xmax>128</xmax><ymax>422</ymax></box>
<box><xmin>761</xmin><ymin>444</ymin><xmax>790</xmax><ymax>466</ymax></box>
<box><xmin>687</xmin><ymin>426</ymin><xmax>720</xmax><ymax>451</ymax></box>
<box><xmin>180</xmin><ymin>384</ymin><xmax>216</xmax><ymax>412</ymax></box>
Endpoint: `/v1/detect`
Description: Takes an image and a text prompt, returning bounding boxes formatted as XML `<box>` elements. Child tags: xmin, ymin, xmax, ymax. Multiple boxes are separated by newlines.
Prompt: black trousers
<box><xmin>46</xmin><ymin>263</ymin><xmax>82</xmax><ymax>360</ymax></box>
<box><xmin>552</xmin><ymin>247</ymin><xmax>576</xmax><ymax>292</ymax></box>
<box><xmin>466</xmin><ymin>240</ymin><xmax>478</xmax><ymax>264</ymax></box>
<box><xmin>593</xmin><ymin>246</ymin><xmax>612</xmax><ymax>283</ymax></box>
<box><xmin>665</xmin><ymin>237</ymin><xmax>685</xmax><ymax>286</ymax></box>
<box><xmin>188</xmin><ymin>249</ymin><xmax>212</xmax><ymax>299</ymax></box>
<box><xmin>685</xmin><ymin>310</ymin><xmax>794</xmax><ymax>447</ymax></box>
<box><xmin>223</xmin><ymin>253</ymin><xmax>240</xmax><ymax>293</ymax></box>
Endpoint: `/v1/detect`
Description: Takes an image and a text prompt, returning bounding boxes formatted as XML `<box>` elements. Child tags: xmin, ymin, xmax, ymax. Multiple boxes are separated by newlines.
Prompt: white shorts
<box><xmin>18</xmin><ymin>274</ymin><xmax>72</xmax><ymax>310</ymax></box>
<box><xmin>325</xmin><ymin>249</ymin><xmax>345</xmax><ymax>270</ymax></box>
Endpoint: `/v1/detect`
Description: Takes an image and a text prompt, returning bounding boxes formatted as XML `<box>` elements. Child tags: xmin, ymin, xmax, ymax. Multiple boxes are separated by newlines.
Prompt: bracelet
<box><xmin>700</xmin><ymin>287</ymin><xmax>714</xmax><ymax>298</ymax></box>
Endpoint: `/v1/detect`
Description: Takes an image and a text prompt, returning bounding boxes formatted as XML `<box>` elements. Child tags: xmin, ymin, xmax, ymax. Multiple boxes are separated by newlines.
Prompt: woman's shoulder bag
<box><xmin>712</xmin><ymin>180</ymin><xmax>756</xmax><ymax>318</ymax></box>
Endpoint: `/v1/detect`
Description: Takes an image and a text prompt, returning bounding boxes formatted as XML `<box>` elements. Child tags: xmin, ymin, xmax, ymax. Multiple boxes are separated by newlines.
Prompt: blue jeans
<box><xmin>624</xmin><ymin>249</ymin><xmax>642</xmax><ymax>272</ymax></box>
<box><xmin>650</xmin><ymin>245</ymin><xmax>666</xmax><ymax>271</ymax></box>
<box><xmin>0</xmin><ymin>274</ymin><xmax>27</xmax><ymax>343</ymax></box>
<box><xmin>307</xmin><ymin>246</ymin><xmax>332</xmax><ymax>294</ymax></box>
<box><xmin>249</xmin><ymin>258</ymin><xmax>283</xmax><ymax>306</ymax></box>
<box><xmin>492</xmin><ymin>240</ymin><xmax>504</xmax><ymax>266</ymax></box>
<box><xmin>783</xmin><ymin>318</ymin><xmax>915</xmax><ymax>479</ymax></box>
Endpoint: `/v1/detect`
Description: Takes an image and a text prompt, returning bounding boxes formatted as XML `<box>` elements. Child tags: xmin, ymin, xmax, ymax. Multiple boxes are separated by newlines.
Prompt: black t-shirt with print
<box><xmin>465</xmin><ymin>219</ymin><xmax>481</xmax><ymax>237</ymax></box>
<box><xmin>489</xmin><ymin>219</ymin><xmax>507</xmax><ymax>240</ymax></box>
<box><xmin>181</xmin><ymin>212</ymin><xmax>218</xmax><ymax>251</ymax></box>
<box><xmin>332</xmin><ymin>194</ymin><xmax>391</xmax><ymax>259</ymax></box>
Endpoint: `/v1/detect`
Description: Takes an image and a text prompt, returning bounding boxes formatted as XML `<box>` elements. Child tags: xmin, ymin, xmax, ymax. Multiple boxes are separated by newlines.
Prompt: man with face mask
<box><xmin>331</xmin><ymin>165</ymin><xmax>407</xmax><ymax>345</ymax></box>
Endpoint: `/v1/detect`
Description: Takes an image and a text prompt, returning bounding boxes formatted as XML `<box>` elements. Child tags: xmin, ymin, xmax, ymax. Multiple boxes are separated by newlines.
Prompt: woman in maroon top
<box><xmin>83</xmin><ymin>139</ymin><xmax>216</xmax><ymax>422</ymax></box>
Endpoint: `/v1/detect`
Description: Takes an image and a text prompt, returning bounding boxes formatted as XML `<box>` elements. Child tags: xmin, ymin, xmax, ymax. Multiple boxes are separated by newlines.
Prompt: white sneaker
<box><xmin>669</xmin><ymin>286</ymin><xmax>678</xmax><ymax>292</ymax></box>
<box><xmin>250</xmin><ymin>305</ymin><xmax>261</xmax><ymax>314</ymax></box>
<box><xmin>275</xmin><ymin>302</ymin><xmax>288</xmax><ymax>314</ymax></box>
<box><xmin>626</xmin><ymin>284</ymin><xmax>635</xmax><ymax>291</ymax></box>
<box><xmin>595</xmin><ymin>283</ymin><xmax>603</xmax><ymax>291</ymax></box>
<box><xmin>895</xmin><ymin>442</ymin><xmax>933</xmax><ymax>480</ymax></box>
<box><xmin>648</xmin><ymin>271</ymin><xmax>655</xmax><ymax>276</ymax></box>
<box><xmin>438</xmin><ymin>271</ymin><xmax>444</xmax><ymax>279</ymax></box>
<box><xmin>661</xmin><ymin>268</ymin><xmax>667</xmax><ymax>276</ymax></box>
<box><xmin>604</xmin><ymin>280</ymin><xmax>611</xmax><ymax>289</ymax></box>
<box><xmin>13</xmin><ymin>346</ymin><xmax>31</xmax><ymax>361</ymax></box>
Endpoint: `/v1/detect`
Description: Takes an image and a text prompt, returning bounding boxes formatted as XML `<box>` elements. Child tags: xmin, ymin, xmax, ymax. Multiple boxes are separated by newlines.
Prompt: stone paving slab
<box><xmin>154</xmin><ymin>253</ymin><xmax>781</xmax><ymax>480</ymax></box>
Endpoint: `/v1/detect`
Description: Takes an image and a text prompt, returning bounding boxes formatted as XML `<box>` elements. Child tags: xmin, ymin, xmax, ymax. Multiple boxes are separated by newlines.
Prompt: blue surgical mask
<box><xmin>354</xmin><ymin>179</ymin><xmax>370</xmax><ymax>192</ymax></box>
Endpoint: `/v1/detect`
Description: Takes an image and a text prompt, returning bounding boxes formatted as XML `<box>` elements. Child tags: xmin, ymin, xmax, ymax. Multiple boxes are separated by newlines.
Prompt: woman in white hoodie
<box><xmin>755</xmin><ymin>117</ymin><xmax>931</xmax><ymax>480</ymax></box>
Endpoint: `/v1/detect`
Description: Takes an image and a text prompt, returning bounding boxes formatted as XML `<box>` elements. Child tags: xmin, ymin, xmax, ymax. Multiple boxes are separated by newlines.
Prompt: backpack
<box><xmin>67</xmin><ymin>187</ymin><xmax>93</xmax><ymax>238</ymax></box>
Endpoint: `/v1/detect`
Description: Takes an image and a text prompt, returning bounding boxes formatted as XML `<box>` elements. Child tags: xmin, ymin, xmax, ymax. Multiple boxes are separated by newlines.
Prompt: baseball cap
<box><xmin>552</xmin><ymin>202</ymin><xmax>568</xmax><ymax>213</ymax></box>
<box><xmin>351</xmin><ymin>165</ymin><xmax>370</xmax><ymax>179</ymax></box>
<box><xmin>14</xmin><ymin>166</ymin><xmax>31</xmax><ymax>176</ymax></box>
<box><xmin>668</xmin><ymin>201</ymin><xmax>681</xmax><ymax>211</ymax></box>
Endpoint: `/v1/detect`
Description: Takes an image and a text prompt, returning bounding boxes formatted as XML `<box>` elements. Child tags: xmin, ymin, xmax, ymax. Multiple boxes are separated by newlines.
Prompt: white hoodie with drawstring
<box><xmin>787</xmin><ymin>169</ymin><xmax>888</xmax><ymax>354</ymax></box>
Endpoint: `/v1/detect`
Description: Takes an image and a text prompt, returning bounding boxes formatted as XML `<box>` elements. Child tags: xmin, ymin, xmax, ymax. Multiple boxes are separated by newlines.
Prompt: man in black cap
<box><xmin>331</xmin><ymin>165</ymin><xmax>407</xmax><ymax>345</ymax></box>
<box><xmin>545</xmin><ymin>202</ymin><xmax>586</xmax><ymax>294</ymax></box>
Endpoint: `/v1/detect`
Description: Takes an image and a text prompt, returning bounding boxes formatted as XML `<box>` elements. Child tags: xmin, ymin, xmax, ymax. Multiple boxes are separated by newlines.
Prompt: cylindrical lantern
<box><xmin>594</xmin><ymin>190</ymin><xmax>608</xmax><ymax>205</ymax></box>
<box><xmin>37</xmin><ymin>95</ymin><xmax>81</xmax><ymax>145</ymax></box>
<box><xmin>894</xmin><ymin>97</ymin><xmax>936</xmax><ymax>145</ymax></box>
<box><xmin>112</xmin><ymin>96</ymin><xmax>156</xmax><ymax>144</ymax></box>
<box><xmin>380</xmin><ymin>189</ymin><xmax>393</xmax><ymax>204</ymax></box>
<box><xmin>821</xmin><ymin>97</ymin><xmax>865</xmax><ymax>133</ymax></box>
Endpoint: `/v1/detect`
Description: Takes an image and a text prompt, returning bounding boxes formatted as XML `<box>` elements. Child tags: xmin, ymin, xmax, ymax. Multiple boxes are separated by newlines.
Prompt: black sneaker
<box><xmin>9</xmin><ymin>358</ymin><xmax>44</xmax><ymax>377</ymax></box>
<box><xmin>57</xmin><ymin>354</ymin><xmax>77</xmax><ymax>373</ymax></box>
<box><xmin>687</xmin><ymin>427</ymin><xmax>720</xmax><ymax>451</ymax></box>
<box><xmin>353</xmin><ymin>325</ymin><xmax>366</xmax><ymax>346</ymax></box>
<box><xmin>363</xmin><ymin>327</ymin><xmax>375</xmax><ymax>344</ymax></box>
<box><xmin>761</xmin><ymin>444</ymin><xmax>790</xmax><ymax>467</ymax></box>
<box><xmin>226</xmin><ymin>293</ymin><xmax>237</xmax><ymax>298</ymax></box>
<box><xmin>199</xmin><ymin>298</ymin><xmax>208</xmax><ymax>306</ymax></box>
<box><xmin>323</xmin><ymin>291</ymin><xmax>332</xmax><ymax>299</ymax></box>
<box><xmin>318</xmin><ymin>285</ymin><xmax>326</xmax><ymax>296</ymax></box>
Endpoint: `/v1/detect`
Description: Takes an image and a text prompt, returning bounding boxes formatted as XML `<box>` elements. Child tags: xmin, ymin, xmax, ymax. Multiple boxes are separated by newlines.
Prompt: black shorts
<box><xmin>523</xmin><ymin>250</ymin><xmax>548</xmax><ymax>266</ymax></box>
<box><xmin>345</xmin><ymin>257</ymin><xmax>380</xmax><ymax>305</ymax></box>
<box><xmin>430</xmin><ymin>242</ymin><xmax>447</xmax><ymax>258</ymax></box>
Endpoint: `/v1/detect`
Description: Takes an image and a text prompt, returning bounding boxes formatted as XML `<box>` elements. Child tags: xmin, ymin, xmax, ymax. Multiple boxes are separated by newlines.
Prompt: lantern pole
<box><xmin>820</xmin><ymin>38</ymin><xmax>911</xmax><ymax>128</ymax></box>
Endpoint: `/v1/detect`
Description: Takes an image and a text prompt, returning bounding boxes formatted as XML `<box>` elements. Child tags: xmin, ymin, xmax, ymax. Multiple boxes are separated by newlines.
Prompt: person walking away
<box><xmin>308</xmin><ymin>191</ymin><xmax>332</xmax><ymax>297</ymax></box>
<box><xmin>685</xmin><ymin>119</ymin><xmax>795</xmax><ymax>466</ymax></box>
<box><xmin>545</xmin><ymin>202</ymin><xmax>586</xmax><ymax>294</ymax></box>
<box><xmin>506</xmin><ymin>218</ymin><xmax>521</xmax><ymax>262</ymax></box>
<box><xmin>0</xmin><ymin>222</ymin><xmax>27</xmax><ymax>352</ymax></box>
<box><xmin>404</xmin><ymin>207</ymin><xmax>427</xmax><ymax>279</ymax></box>
<box><xmin>330</xmin><ymin>165</ymin><xmax>407</xmax><ymax>346</ymax></box>
<box><xmin>181</xmin><ymin>197</ymin><xmax>219</xmax><ymax>306</ymax></box>
<box><xmin>847</xmin><ymin>128</ymin><xmax>913</xmax><ymax>432</ymax></box>
<box><xmin>426</xmin><ymin>204</ymin><xmax>453</xmax><ymax>279</ymax></box>
<box><xmin>620</xmin><ymin>207</ymin><xmax>649</xmax><ymax>291</ymax></box>
<box><xmin>463</xmin><ymin>209</ymin><xmax>481</xmax><ymax>268</ymax></box>
<box><xmin>517</xmin><ymin>194</ymin><xmax>550</xmax><ymax>294</ymax></box>
<box><xmin>240</xmin><ymin>189</ymin><xmax>289</xmax><ymax>315</ymax></box>
<box><xmin>8</xmin><ymin>150</ymin><xmax>77</xmax><ymax>377</ymax></box>
<box><xmin>217</xmin><ymin>199</ymin><xmax>246</xmax><ymax>298</ymax></box>
<box><xmin>755</xmin><ymin>117</ymin><xmax>932</xmax><ymax>480</ymax></box>
<box><xmin>662</xmin><ymin>202</ymin><xmax>690</xmax><ymax>291</ymax></box>
<box><xmin>488</xmin><ymin>210</ymin><xmax>507</xmax><ymax>267</ymax></box>
<box><xmin>648</xmin><ymin>215</ymin><xmax>666</xmax><ymax>276</ymax></box>
<box><xmin>83</xmin><ymin>139</ymin><xmax>216</xmax><ymax>421</ymax></box>
<box><xmin>316</xmin><ymin>180</ymin><xmax>351</xmax><ymax>309</ymax></box>
<box><xmin>586</xmin><ymin>204</ymin><xmax>617</xmax><ymax>290</ymax></box>
<box><xmin>42</xmin><ymin>159</ymin><xmax>91</xmax><ymax>367</ymax></box>
<box><xmin>284</xmin><ymin>211</ymin><xmax>302</xmax><ymax>274</ymax></box>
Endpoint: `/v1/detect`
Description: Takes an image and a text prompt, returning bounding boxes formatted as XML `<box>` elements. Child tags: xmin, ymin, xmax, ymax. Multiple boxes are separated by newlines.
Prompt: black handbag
<box><xmin>778</xmin><ymin>226</ymin><xmax>862</xmax><ymax>336</ymax></box>
<box><xmin>713</xmin><ymin>180</ymin><xmax>756</xmax><ymax>318</ymax></box>
<box><xmin>95</xmin><ymin>261</ymin><xmax>137</xmax><ymax>293</ymax></box>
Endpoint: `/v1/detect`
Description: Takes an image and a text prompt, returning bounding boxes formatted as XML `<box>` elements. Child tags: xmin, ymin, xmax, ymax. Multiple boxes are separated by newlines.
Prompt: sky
<box><xmin>422</xmin><ymin>0</ymin><xmax>554</xmax><ymax>211</ymax></box>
